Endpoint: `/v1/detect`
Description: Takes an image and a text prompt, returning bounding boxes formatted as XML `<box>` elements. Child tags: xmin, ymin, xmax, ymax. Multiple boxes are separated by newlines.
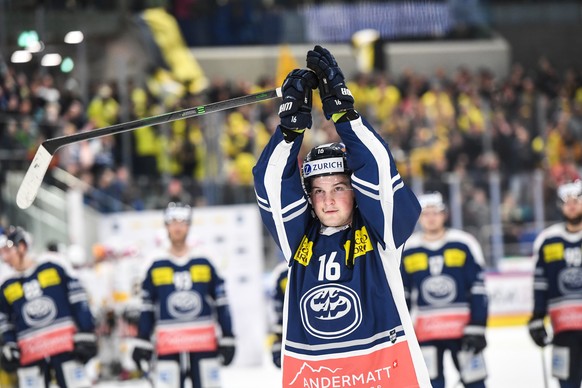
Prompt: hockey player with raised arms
<box><xmin>253</xmin><ymin>45</ymin><xmax>431</xmax><ymax>387</ymax></box>
<box><xmin>401</xmin><ymin>192</ymin><xmax>488</xmax><ymax>388</ymax></box>
<box><xmin>528</xmin><ymin>180</ymin><xmax>582</xmax><ymax>388</ymax></box>
<box><xmin>0</xmin><ymin>226</ymin><xmax>97</xmax><ymax>388</ymax></box>
<box><xmin>131</xmin><ymin>202</ymin><xmax>235</xmax><ymax>388</ymax></box>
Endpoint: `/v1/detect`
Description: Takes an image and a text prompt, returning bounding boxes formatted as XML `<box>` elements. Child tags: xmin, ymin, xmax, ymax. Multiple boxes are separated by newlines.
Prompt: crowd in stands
<box><xmin>1</xmin><ymin>54</ymin><xmax>581</xmax><ymax>257</ymax></box>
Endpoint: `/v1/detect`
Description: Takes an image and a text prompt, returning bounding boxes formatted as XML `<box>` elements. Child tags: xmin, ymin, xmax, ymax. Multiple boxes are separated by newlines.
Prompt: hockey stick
<box><xmin>16</xmin><ymin>87</ymin><xmax>282</xmax><ymax>209</ymax></box>
<box><xmin>541</xmin><ymin>347</ymin><xmax>549</xmax><ymax>388</ymax></box>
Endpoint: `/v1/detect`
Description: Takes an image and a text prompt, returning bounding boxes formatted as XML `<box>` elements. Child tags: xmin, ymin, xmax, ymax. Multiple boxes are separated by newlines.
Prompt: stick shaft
<box><xmin>16</xmin><ymin>87</ymin><xmax>281</xmax><ymax>209</ymax></box>
<box><xmin>44</xmin><ymin>87</ymin><xmax>281</xmax><ymax>154</ymax></box>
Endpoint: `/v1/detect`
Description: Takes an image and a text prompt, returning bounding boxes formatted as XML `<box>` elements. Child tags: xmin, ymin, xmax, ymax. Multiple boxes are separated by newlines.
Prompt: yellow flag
<box><xmin>141</xmin><ymin>7</ymin><xmax>209</xmax><ymax>94</ymax></box>
<box><xmin>276</xmin><ymin>45</ymin><xmax>301</xmax><ymax>87</ymax></box>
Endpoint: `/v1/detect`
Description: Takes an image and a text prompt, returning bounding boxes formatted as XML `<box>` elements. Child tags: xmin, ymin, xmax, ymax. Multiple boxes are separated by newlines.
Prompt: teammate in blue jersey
<box><xmin>528</xmin><ymin>180</ymin><xmax>582</xmax><ymax>388</ymax></box>
<box><xmin>253</xmin><ymin>45</ymin><xmax>431</xmax><ymax>387</ymax></box>
<box><xmin>131</xmin><ymin>202</ymin><xmax>235</xmax><ymax>388</ymax></box>
<box><xmin>268</xmin><ymin>261</ymin><xmax>288</xmax><ymax>368</ymax></box>
<box><xmin>0</xmin><ymin>229</ymin><xmax>17</xmax><ymax>388</ymax></box>
<box><xmin>0</xmin><ymin>226</ymin><xmax>97</xmax><ymax>388</ymax></box>
<box><xmin>401</xmin><ymin>192</ymin><xmax>489</xmax><ymax>388</ymax></box>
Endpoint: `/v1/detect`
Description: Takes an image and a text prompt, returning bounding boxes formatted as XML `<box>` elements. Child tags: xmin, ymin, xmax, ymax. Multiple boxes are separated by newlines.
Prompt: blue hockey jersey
<box><xmin>0</xmin><ymin>253</ymin><xmax>94</xmax><ymax>365</ymax></box>
<box><xmin>269</xmin><ymin>261</ymin><xmax>289</xmax><ymax>338</ymax></box>
<box><xmin>136</xmin><ymin>251</ymin><xmax>233</xmax><ymax>355</ymax></box>
<box><xmin>532</xmin><ymin>223</ymin><xmax>582</xmax><ymax>333</ymax></box>
<box><xmin>253</xmin><ymin>116</ymin><xmax>431</xmax><ymax>388</ymax></box>
<box><xmin>401</xmin><ymin>229</ymin><xmax>488</xmax><ymax>342</ymax></box>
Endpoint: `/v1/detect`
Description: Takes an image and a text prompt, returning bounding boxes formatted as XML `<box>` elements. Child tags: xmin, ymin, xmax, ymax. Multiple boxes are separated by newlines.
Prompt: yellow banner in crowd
<box><xmin>141</xmin><ymin>7</ymin><xmax>209</xmax><ymax>94</ymax></box>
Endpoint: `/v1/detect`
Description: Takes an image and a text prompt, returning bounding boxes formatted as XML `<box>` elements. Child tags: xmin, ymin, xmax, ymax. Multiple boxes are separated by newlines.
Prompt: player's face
<box><xmin>561</xmin><ymin>196</ymin><xmax>582</xmax><ymax>224</ymax></box>
<box><xmin>419</xmin><ymin>207</ymin><xmax>447</xmax><ymax>233</ymax></box>
<box><xmin>1</xmin><ymin>243</ymin><xmax>22</xmax><ymax>269</ymax></box>
<box><xmin>310</xmin><ymin>174</ymin><xmax>355</xmax><ymax>227</ymax></box>
<box><xmin>166</xmin><ymin>220</ymin><xmax>190</xmax><ymax>245</ymax></box>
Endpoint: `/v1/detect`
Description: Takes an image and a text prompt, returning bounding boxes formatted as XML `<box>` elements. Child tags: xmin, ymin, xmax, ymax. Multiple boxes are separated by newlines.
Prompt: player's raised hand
<box><xmin>306</xmin><ymin>45</ymin><xmax>354</xmax><ymax>119</ymax></box>
<box><xmin>278</xmin><ymin>69</ymin><xmax>318</xmax><ymax>141</ymax></box>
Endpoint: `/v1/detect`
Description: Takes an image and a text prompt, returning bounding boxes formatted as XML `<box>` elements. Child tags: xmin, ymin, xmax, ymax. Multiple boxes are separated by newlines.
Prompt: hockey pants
<box><xmin>420</xmin><ymin>339</ymin><xmax>487</xmax><ymax>388</ymax></box>
<box><xmin>155</xmin><ymin>351</ymin><xmax>222</xmax><ymax>388</ymax></box>
<box><xmin>552</xmin><ymin>331</ymin><xmax>582</xmax><ymax>388</ymax></box>
<box><xmin>16</xmin><ymin>352</ymin><xmax>90</xmax><ymax>388</ymax></box>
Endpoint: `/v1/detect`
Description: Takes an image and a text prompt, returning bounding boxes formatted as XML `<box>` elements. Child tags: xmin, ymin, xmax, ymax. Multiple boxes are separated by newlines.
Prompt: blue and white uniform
<box><xmin>269</xmin><ymin>261</ymin><xmax>289</xmax><ymax>342</ymax></box>
<box><xmin>0</xmin><ymin>253</ymin><xmax>94</xmax><ymax>388</ymax></box>
<box><xmin>532</xmin><ymin>222</ymin><xmax>582</xmax><ymax>387</ymax></box>
<box><xmin>401</xmin><ymin>228</ymin><xmax>488</xmax><ymax>387</ymax></box>
<box><xmin>253</xmin><ymin>116</ymin><xmax>431</xmax><ymax>387</ymax></box>
<box><xmin>136</xmin><ymin>249</ymin><xmax>234</xmax><ymax>388</ymax></box>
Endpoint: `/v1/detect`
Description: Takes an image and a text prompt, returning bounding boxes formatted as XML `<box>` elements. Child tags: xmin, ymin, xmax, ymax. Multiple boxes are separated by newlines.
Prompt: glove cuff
<box><xmin>74</xmin><ymin>332</ymin><xmax>97</xmax><ymax>342</ymax></box>
<box><xmin>464</xmin><ymin>325</ymin><xmax>486</xmax><ymax>336</ymax></box>
<box><xmin>321</xmin><ymin>89</ymin><xmax>354</xmax><ymax>120</ymax></box>
<box><xmin>332</xmin><ymin>110</ymin><xmax>360</xmax><ymax>123</ymax></box>
<box><xmin>219</xmin><ymin>336</ymin><xmax>236</xmax><ymax>347</ymax></box>
<box><xmin>133</xmin><ymin>338</ymin><xmax>154</xmax><ymax>350</ymax></box>
<box><xmin>280</xmin><ymin>126</ymin><xmax>305</xmax><ymax>143</ymax></box>
<box><xmin>528</xmin><ymin>318</ymin><xmax>544</xmax><ymax>330</ymax></box>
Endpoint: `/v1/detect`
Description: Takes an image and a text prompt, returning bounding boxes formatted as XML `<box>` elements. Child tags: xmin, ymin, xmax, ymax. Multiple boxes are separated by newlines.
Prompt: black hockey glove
<box><xmin>0</xmin><ymin>342</ymin><xmax>20</xmax><ymax>373</ymax></box>
<box><xmin>528</xmin><ymin>317</ymin><xmax>548</xmax><ymax>347</ymax></box>
<box><xmin>132</xmin><ymin>338</ymin><xmax>154</xmax><ymax>372</ymax></box>
<box><xmin>278</xmin><ymin>69</ymin><xmax>318</xmax><ymax>142</ymax></box>
<box><xmin>218</xmin><ymin>337</ymin><xmax>236</xmax><ymax>366</ymax></box>
<box><xmin>306</xmin><ymin>45</ymin><xmax>354</xmax><ymax>119</ymax></box>
<box><xmin>73</xmin><ymin>332</ymin><xmax>98</xmax><ymax>364</ymax></box>
<box><xmin>271</xmin><ymin>335</ymin><xmax>282</xmax><ymax>368</ymax></box>
<box><xmin>461</xmin><ymin>333</ymin><xmax>487</xmax><ymax>354</ymax></box>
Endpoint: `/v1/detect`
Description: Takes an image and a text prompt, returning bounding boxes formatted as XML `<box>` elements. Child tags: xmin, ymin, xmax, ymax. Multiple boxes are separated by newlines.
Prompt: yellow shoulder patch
<box><xmin>152</xmin><ymin>267</ymin><xmax>174</xmax><ymax>286</ymax></box>
<box><xmin>543</xmin><ymin>243</ymin><xmax>564</xmax><ymax>263</ymax></box>
<box><xmin>444</xmin><ymin>248</ymin><xmax>466</xmax><ymax>267</ymax></box>
<box><xmin>190</xmin><ymin>265</ymin><xmax>211</xmax><ymax>283</ymax></box>
<box><xmin>344</xmin><ymin>226</ymin><xmax>374</xmax><ymax>265</ymax></box>
<box><xmin>38</xmin><ymin>268</ymin><xmax>61</xmax><ymax>288</ymax></box>
<box><xmin>403</xmin><ymin>253</ymin><xmax>428</xmax><ymax>273</ymax></box>
<box><xmin>4</xmin><ymin>282</ymin><xmax>23</xmax><ymax>304</ymax></box>
<box><xmin>294</xmin><ymin>235</ymin><xmax>313</xmax><ymax>266</ymax></box>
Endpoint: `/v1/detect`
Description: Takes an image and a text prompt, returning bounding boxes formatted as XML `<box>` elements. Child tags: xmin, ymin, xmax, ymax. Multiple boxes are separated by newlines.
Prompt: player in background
<box><xmin>528</xmin><ymin>180</ymin><xmax>582</xmax><ymax>388</ymax></box>
<box><xmin>267</xmin><ymin>260</ymin><xmax>288</xmax><ymax>368</ymax></box>
<box><xmin>253</xmin><ymin>46</ymin><xmax>431</xmax><ymax>387</ymax></box>
<box><xmin>131</xmin><ymin>202</ymin><xmax>236</xmax><ymax>388</ymax></box>
<box><xmin>0</xmin><ymin>230</ymin><xmax>17</xmax><ymax>388</ymax></box>
<box><xmin>401</xmin><ymin>192</ymin><xmax>489</xmax><ymax>388</ymax></box>
<box><xmin>0</xmin><ymin>226</ymin><xmax>97</xmax><ymax>388</ymax></box>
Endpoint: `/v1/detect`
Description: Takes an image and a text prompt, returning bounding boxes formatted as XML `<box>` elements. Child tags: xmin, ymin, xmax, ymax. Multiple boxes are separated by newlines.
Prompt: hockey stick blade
<box><xmin>16</xmin><ymin>87</ymin><xmax>282</xmax><ymax>209</ymax></box>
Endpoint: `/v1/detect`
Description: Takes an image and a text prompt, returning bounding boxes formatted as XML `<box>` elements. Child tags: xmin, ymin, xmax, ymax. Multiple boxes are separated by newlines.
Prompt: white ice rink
<box><xmin>95</xmin><ymin>325</ymin><xmax>559</xmax><ymax>388</ymax></box>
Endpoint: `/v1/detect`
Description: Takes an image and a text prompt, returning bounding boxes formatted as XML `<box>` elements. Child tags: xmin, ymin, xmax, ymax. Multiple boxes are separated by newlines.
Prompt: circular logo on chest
<box><xmin>22</xmin><ymin>297</ymin><xmax>58</xmax><ymax>327</ymax></box>
<box><xmin>558</xmin><ymin>267</ymin><xmax>582</xmax><ymax>295</ymax></box>
<box><xmin>421</xmin><ymin>275</ymin><xmax>458</xmax><ymax>305</ymax></box>
<box><xmin>167</xmin><ymin>290</ymin><xmax>203</xmax><ymax>319</ymax></box>
<box><xmin>300</xmin><ymin>283</ymin><xmax>362</xmax><ymax>340</ymax></box>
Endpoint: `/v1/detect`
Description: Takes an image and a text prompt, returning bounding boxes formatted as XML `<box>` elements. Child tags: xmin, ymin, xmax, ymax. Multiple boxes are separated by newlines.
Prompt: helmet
<box><xmin>302</xmin><ymin>142</ymin><xmax>352</xmax><ymax>194</ymax></box>
<box><xmin>5</xmin><ymin>226</ymin><xmax>32</xmax><ymax>249</ymax></box>
<box><xmin>163</xmin><ymin>202</ymin><xmax>192</xmax><ymax>224</ymax></box>
<box><xmin>557</xmin><ymin>180</ymin><xmax>582</xmax><ymax>203</ymax></box>
<box><xmin>417</xmin><ymin>192</ymin><xmax>447</xmax><ymax>212</ymax></box>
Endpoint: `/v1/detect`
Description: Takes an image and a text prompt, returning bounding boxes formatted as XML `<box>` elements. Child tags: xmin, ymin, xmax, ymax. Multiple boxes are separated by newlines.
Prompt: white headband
<box><xmin>418</xmin><ymin>192</ymin><xmax>446</xmax><ymax>211</ymax></box>
<box><xmin>558</xmin><ymin>181</ymin><xmax>582</xmax><ymax>202</ymax></box>
<box><xmin>303</xmin><ymin>157</ymin><xmax>346</xmax><ymax>179</ymax></box>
